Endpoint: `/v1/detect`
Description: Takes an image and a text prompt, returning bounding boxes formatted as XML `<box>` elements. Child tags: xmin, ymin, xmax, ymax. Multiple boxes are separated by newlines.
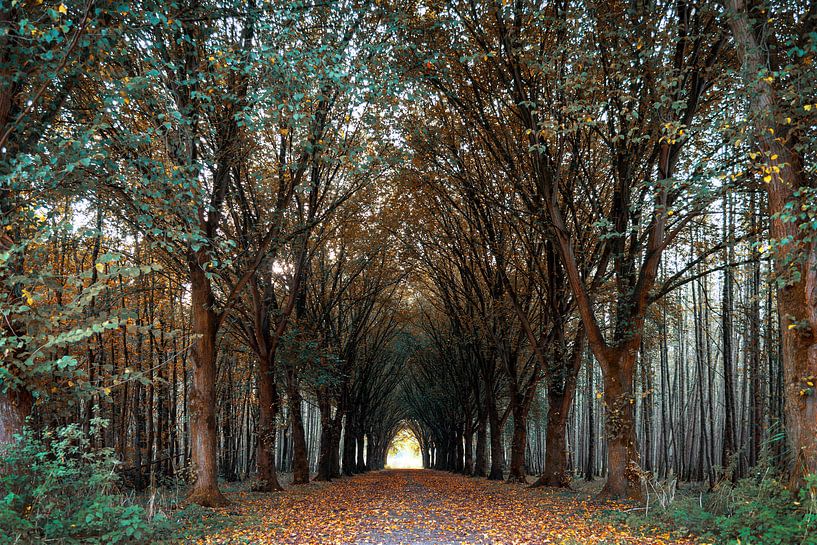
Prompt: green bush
<box><xmin>611</xmin><ymin>471</ymin><xmax>817</xmax><ymax>545</ymax></box>
<box><xmin>0</xmin><ymin>421</ymin><xmax>164</xmax><ymax>545</ymax></box>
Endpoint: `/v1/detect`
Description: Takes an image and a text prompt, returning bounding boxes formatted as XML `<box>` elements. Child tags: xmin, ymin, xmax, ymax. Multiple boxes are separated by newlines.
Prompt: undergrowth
<box><xmin>601</xmin><ymin>469</ymin><xmax>817</xmax><ymax>545</ymax></box>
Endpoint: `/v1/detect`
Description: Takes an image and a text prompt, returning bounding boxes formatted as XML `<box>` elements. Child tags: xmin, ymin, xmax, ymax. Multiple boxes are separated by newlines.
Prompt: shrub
<box><xmin>610</xmin><ymin>470</ymin><xmax>817</xmax><ymax>545</ymax></box>
<box><xmin>0</xmin><ymin>421</ymin><xmax>164</xmax><ymax>545</ymax></box>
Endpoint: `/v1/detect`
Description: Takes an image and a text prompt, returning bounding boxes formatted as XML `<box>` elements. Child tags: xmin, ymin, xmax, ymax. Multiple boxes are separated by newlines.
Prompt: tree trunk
<box><xmin>186</xmin><ymin>264</ymin><xmax>228</xmax><ymax>507</ymax></box>
<box><xmin>315</xmin><ymin>392</ymin><xmax>334</xmax><ymax>481</ymax></box>
<box><xmin>507</xmin><ymin>412</ymin><xmax>528</xmax><ymax>483</ymax></box>
<box><xmin>455</xmin><ymin>428</ymin><xmax>464</xmax><ymax>473</ymax></box>
<box><xmin>356</xmin><ymin>432</ymin><xmax>367</xmax><ymax>472</ymax></box>
<box><xmin>0</xmin><ymin>387</ymin><xmax>33</xmax><ymax>446</ymax></box>
<box><xmin>532</xmin><ymin>396</ymin><xmax>571</xmax><ymax>487</ymax></box>
<box><xmin>330</xmin><ymin>417</ymin><xmax>342</xmax><ymax>477</ymax></box>
<box><xmin>584</xmin><ymin>352</ymin><xmax>595</xmax><ymax>481</ymax></box>
<box><xmin>254</xmin><ymin>355</ymin><xmax>283</xmax><ymax>492</ymax></box>
<box><xmin>287</xmin><ymin>370</ymin><xmax>309</xmax><ymax>484</ymax></box>
<box><xmin>487</xmin><ymin>397</ymin><xmax>504</xmax><ymax>480</ymax></box>
<box><xmin>342</xmin><ymin>413</ymin><xmax>356</xmax><ymax>475</ymax></box>
<box><xmin>463</xmin><ymin>421</ymin><xmax>474</xmax><ymax>475</ymax></box>
<box><xmin>598</xmin><ymin>348</ymin><xmax>642</xmax><ymax>500</ymax></box>
<box><xmin>727</xmin><ymin>1</ymin><xmax>817</xmax><ymax>488</ymax></box>
<box><xmin>474</xmin><ymin>414</ymin><xmax>487</xmax><ymax>477</ymax></box>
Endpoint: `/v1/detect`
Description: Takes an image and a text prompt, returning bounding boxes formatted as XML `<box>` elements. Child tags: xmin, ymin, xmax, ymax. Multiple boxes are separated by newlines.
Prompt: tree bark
<box><xmin>186</xmin><ymin>263</ymin><xmax>228</xmax><ymax>507</ymax></box>
<box><xmin>487</xmin><ymin>396</ymin><xmax>504</xmax><ymax>480</ymax></box>
<box><xmin>473</xmin><ymin>415</ymin><xmax>487</xmax><ymax>477</ymax></box>
<box><xmin>254</xmin><ymin>354</ymin><xmax>283</xmax><ymax>492</ymax></box>
<box><xmin>597</xmin><ymin>348</ymin><xmax>642</xmax><ymax>500</ymax></box>
<box><xmin>463</xmin><ymin>420</ymin><xmax>474</xmax><ymax>475</ymax></box>
<box><xmin>286</xmin><ymin>367</ymin><xmax>310</xmax><ymax>484</ymax></box>
<box><xmin>0</xmin><ymin>387</ymin><xmax>32</xmax><ymax>446</ymax></box>
<box><xmin>532</xmin><ymin>398</ymin><xmax>571</xmax><ymax>487</ymax></box>
<box><xmin>342</xmin><ymin>412</ymin><xmax>356</xmax><ymax>475</ymax></box>
<box><xmin>727</xmin><ymin>0</ymin><xmax>817</xmax><ymax>488</ymax></box>
<box><xmin>507</xmin><ymin>412</ymin><xmax>528</xmax><ymax>483</ymax></box>
<box><xmin>315</xmin><ymin>391</ymin><xmax>334</xmax><ymax>481</ymax></box>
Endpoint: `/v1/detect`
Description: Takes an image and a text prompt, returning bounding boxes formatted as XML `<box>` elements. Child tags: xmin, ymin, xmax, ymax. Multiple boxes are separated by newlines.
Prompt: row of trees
<box><xmin>0</xmin><ymin>0</ymin><xmax>413</xmax><ymax>507</ymax></box>
<box><xmin>396</xmin><ymin>0</ymin><xmax>816</xmax><ymax>500</ymax></box>
<box><xmin>0</xmin><ymin>0</ymin><xmax>814</xmax><ymax>508</ymax></box>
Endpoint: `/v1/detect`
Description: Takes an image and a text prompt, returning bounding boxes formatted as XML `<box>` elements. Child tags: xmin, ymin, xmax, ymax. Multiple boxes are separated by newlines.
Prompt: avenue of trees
<box><xmin>0</xmin><ymin>0</ymin><xmax>815</xmax><ymax>531</ymax></box>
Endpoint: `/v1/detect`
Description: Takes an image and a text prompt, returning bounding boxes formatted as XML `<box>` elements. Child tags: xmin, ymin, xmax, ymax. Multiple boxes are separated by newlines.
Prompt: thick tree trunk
<box><xmin>727</xmin><ymin>0</ymin><xmax>817</xmax><ymax>488</ymax></box>
<box><xmin>474</xmin><ymin>415</ymin><xmax>487</xmax><ymax>477</ymax></box>
<box><xmin>454</xmin><ymin>428</ymin><xmax>464</xmax><ymax>473</ymax></box>
<box><xmin>487</xmin><ymin>398</ymin><xmax>504</xmax><ymax>480</ymax></box>
<box><xmin>254</xmin><ymin>355</ymin><xmax>283</xmax><ymax>492</ymax></box>
<box><xmin>507</xmin><ymin>413</ymin><xmax>528</xmax><ymax>483</ymax></box>
<box><xmin>330</xmin><ymin>417</ymin><xmax>342</xmax><ymax>477</ymax></box>
<box><xmin>463</xmin><ymin>421</ymin><xmax>474</xmax><ymax>475</ymax></box>
<box><xmin>287</xmin><ymin>371</ymin><xmax>309</xmax><ymax>484</ymax></box>
<box><xmin>598</xmin><ymin>349</ymin><xmax>642</xmax><ymax>500</ymax></box>
<box><xmin>342</xmin><ymin>413</ymin><xmax>356</xmax><ymax>475</ymax></box>
<box><xmin>0</xmin><ymin>386</ymin><xmax>33</xmax><ymax>446</ymax></box>
<box><xmin>315</xmin><ymin>393</ymin><xmax>334</xmax><ymax>481</ymax></box>
<box><xmin>532</xmin><ymin>397</ymin><xmax>571</xmax><ymax>487</ymax></box>
<box><xmin>186</xmin><ymin>265</ymin><xmax>228</xmax><ymax>507</ymax></box>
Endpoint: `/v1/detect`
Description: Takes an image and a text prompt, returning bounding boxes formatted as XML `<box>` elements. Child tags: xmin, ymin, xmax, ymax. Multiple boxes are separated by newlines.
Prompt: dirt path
<box><xmin>191</xmin><ymin>470</ymin><xmax>687</xmax><ymax>544</ymax></box>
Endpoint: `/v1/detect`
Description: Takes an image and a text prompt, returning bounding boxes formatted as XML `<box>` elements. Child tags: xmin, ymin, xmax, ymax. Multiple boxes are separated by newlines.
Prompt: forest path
<box><xmin>190</xmin><ymin>470</ymin><xmax>687</xmax><ymax>544</ymax></box>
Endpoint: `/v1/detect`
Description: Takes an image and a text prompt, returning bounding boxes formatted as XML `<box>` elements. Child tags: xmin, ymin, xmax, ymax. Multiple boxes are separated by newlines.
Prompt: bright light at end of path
<box><xmin>386</xmin><ymin>428</ymin><xmax>423</xmax><ymax>469</ymax></box>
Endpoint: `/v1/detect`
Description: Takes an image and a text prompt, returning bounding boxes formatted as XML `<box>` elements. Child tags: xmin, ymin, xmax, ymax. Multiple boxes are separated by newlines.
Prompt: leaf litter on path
<box><xmin>187</xmin><ymin>469</ymin><xmax>691</xmax><ymax>545</ymax></box>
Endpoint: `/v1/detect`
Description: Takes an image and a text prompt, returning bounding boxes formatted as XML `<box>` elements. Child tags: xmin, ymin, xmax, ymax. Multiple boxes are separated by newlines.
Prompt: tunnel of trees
<box><xmin>0</xmin><ymin>0</ymin><xmax>815</xmax><ymax>529</ymax></box>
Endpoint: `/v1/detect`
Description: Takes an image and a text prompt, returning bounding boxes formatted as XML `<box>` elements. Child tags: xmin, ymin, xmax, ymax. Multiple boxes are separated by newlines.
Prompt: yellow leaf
<box><xmin>95</xmin><ymin>263</ymin><xmax>105</xmax><ymax>273</ymax></box>
<box><xmin>763</xmin><ymin>175</ymin><xmax>772</xmax><ymax>183</ymax></box>
<box><xmin>805</xmin><ymin>104</ymin><xmax>812</xmax><ymax>111</ymax></box>
<box><xmin>771</xmin><ymin>154</ymin><xmax>778</xmax><ymax>160</ymax></box>
<box><xmin>21</xmin><ymin>289</ymin><xmax>34</xmax><ymax>306</ymax></box>
<box><xmin>58</xmin><ymin>4</ymin><xmax>67</xmax><ymax>14</ymax></box>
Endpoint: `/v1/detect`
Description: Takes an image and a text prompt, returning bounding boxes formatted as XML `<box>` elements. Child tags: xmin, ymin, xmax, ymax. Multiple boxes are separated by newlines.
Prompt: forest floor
<box><xmin>173</xmin><ymin>470</ymin><xmax>692</xmax><ymax>545</ymax></box>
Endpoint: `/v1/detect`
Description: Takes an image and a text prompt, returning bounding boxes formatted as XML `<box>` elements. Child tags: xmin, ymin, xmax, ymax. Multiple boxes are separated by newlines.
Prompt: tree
<box><xmin>725</xmin><ymin>0</ymin><xmax>817</xmax><ymax>488</ymax></box>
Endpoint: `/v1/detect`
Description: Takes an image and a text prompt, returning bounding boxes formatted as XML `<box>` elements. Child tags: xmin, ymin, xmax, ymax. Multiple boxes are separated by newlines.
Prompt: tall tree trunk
<box><xmin>315</xmin><ymin>391</ymin><xmax>334</xmax><ymax>481</ymax></box>
<box><xmin>533</xmin><ymin>396</ymin><xmax>571</xmax><ymax>487</ymax></box>
<box><xmin>749</xmin><ymin>191</ymin><xmax>763</xmax><ymax>467</ymax></box>
<box><xmin>463</xmin><ymin>420</ymin><xmax>474</xmax><ymax>475</ymax></box>
<box><xmin>474</xmin><ymin>415</ymin><xmax>487</xmax><ymax>477</ymax></box>
<box><xmin>487</xmin><ymin>396</ymin><xmax>504</xmax><ymax>480</ymax></box>
<box><xmin>286</xmin><ymin>368</ymin><xmax>309</xmax><ymax>484</ymax></box>
<box><xmin>585</xmin><ymin>353</ymin><xmax>595</xmax><ymax>481</ymax></box>
<box><xmin>722</xmin><ymin>195</ymin><xmax>738</xmax><ymax>478</ymax></box>
<box><xmin>186</xmin><ymin>263</ymin><xmax>228</xmax><ymax>507</ymax></box>
<box><xmin>598</xmin><ymin>348</ymin><xmax>642</xmax><ymax>500</ymax></box>
<box><xmin>507</xmin><ymin>410</ymin><xmax>528</xmax><ymax>483</ymax></box>
<box><xmin>342</xmin><ymin>412</ymin><xmax>356</xmax><ymax>476</ymax></box>
<box><xmin>534</xmin><ymin>329</ymin><xmax>584</xmax><ymax>487</ymax></box>
<box><xmin>254</xmin><ymin>355</ymin><xmax>283</xmax><ymax>492</ymax></box>
<box><xmin>330</xmin><ymin>416</ymin><xmax>342</xmax><ymax>477</ymax></box>
<box><xmin>727</xmin><ymin>2</ymin><xmax>817</xmax><ymax>487</ymax></box>
<box><xmin>356</xmin><ymin>431</ymin><xmax>367</xmax><ymax>472</ymax></box>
